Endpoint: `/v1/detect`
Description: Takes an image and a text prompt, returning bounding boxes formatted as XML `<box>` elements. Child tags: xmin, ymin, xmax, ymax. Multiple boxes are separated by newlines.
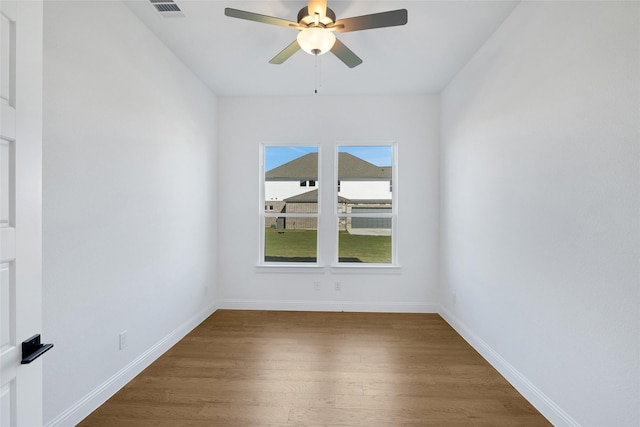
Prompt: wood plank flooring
<box><xmin>79</xmin><ymin>310</ymin><xmax>551</xmax><ymax>426</ymax></box>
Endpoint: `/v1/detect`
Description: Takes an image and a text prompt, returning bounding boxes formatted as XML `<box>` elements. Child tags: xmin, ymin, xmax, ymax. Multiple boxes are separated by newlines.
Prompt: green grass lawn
<box><xmin>265</xmin><ymin>229</ymin><xmax>391</xmax><ymax>263</ymax></box>
<box><xmin>338</xmin><ymin>231</ymin><xmax>391</xmax><ymax>263</ymax></box>
<box><xmin>264</xmin><ymin>229</ymin><xmax>317</xmax><ymax>262</ymax></box>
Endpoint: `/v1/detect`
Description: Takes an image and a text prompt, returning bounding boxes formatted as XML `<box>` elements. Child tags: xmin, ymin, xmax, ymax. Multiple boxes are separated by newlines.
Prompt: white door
<box><xmin>0</xmin><ymin>1</ymin><xmax>44</xmax><ymax>426</ymax></box>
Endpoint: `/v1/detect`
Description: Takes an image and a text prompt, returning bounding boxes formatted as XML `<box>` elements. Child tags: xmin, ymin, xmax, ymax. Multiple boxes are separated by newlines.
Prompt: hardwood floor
<box><xmin>79</xmin><ymin>310</ymin><xmax>551</xmax><ymax>426</ymax></box>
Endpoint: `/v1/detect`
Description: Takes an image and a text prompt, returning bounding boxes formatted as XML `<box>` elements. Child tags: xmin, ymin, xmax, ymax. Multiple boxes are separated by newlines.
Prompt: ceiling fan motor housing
<box><xmin>297</xmin><ymin>6</ymin><xmax>336</xmax><ymax>27</ymax></box>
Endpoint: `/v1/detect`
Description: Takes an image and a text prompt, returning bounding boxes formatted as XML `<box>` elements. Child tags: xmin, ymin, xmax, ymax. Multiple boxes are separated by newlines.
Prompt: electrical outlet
<box><xmin>334</xmin><ymin>282</ymin><xmax>341</xmax><ymax>291</ymax></box>
<box><xmin>313</xmin><ymin>281</ymin><xmax>321</xmax><ymax>291</ymax></box>
<box><xmin>119</xmin><ymin>330</ymin><xmax>128</xmax><ymax>350</ymax></box>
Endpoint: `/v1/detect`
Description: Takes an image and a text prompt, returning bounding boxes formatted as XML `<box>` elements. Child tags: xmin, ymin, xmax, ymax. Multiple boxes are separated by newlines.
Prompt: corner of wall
<box><xmin>438</xmin><ymin>306</ymin><xmax>579</xmax><ymax>427</ymax></box>
<box><xmin>44</xmin><ymin>304</ymin><xmax>218</xmax><ymax>427</ymax></box>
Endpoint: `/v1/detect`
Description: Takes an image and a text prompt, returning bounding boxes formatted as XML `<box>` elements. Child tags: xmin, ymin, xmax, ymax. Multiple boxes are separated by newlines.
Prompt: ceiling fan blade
<box><xmin>331</xmin><ymin>38</ymin><xmax>363</xmax><ymax>68</ymax></box>
<box><xmin>224</xmin><ymin>8</ymin><xmax>301</xmax><ymax>29</ymax></box>
<box><xmin>333</xmin><ymin>9</ymin><xmax>408</xmax><ymax>33</ymax></box>
<box><xmin>269</xmin><ymin>40</ymin><xmax>301</xmax><ymax>64</ymax></box>
<box><xmin>307</xmin><ymin>0</ymin><xmax>327</xmax><ymax>20</ymax></box>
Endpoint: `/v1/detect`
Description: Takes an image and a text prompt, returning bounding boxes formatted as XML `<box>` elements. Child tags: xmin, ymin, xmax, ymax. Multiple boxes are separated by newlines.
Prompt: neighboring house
<box><xmin>263</xmin><ymin>200</ymin><xmax>286</xmax><ymax>228</ymax></box>
<box><xmin>280</xmin><ymin>189</ymin><xmax>352</xmax><ymax>230</ymax></box>
<box><xmin>265</xmin><ymin>152</ymin><xmax>392</xmax><ymax>233</ymax></box>
<box><xmin>265</xmin><ymin>152</ymin><xmax>392</xmax><ymax>201</ymax></box>
<box><xmin>265</xmin><ymin>152</ymin><xmax>320</xmax><ymax>201</ymax></box>
<box><xmin>279</xmin><ymin>189</ymin><xmax>321</xmax><ymax>230</ymax></box>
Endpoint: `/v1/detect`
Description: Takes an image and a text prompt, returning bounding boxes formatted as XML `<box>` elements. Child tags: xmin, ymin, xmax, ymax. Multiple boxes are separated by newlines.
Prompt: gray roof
<box><xmin>266</xmin><ymin>152</ymin><xmax>391</xmax><ymax>181</ymax></box>
<box><xmin>284</xmin><ymin>189</ymin><xmax>351</xmax><ymax>204</ymax></box>
<box><xmin>266</xmin><ymin>153</ymin><xmax>318</xmax><ymax>180</ymax></box>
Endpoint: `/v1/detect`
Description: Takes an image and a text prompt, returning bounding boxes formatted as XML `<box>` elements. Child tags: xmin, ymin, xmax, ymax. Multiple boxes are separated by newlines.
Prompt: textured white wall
<box><xmin>440</xmin><ymin>2</ymin><xmax>639</xmax><ymax>425</ymax></box>
<box><xmin>42</xmin><ymin>2</ymin><xmax>217</xmax><ymax>424</ymax></box>
<box><xmin>218</xmin><ymin>95</ymin><xmax>439</xmax><ymax>311</ymax></box>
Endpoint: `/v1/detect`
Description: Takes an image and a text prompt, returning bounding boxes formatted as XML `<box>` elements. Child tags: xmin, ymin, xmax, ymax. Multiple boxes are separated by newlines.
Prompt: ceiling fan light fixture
<box><xmin>297</xmin><ymin>27</ymin><xmax>336</xmax><ymax>56</ymax></box>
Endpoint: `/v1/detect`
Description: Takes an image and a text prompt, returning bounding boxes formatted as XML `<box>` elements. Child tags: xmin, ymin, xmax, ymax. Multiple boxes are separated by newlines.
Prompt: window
<box><xmin>336</xmin><ymin>145</ymin><xmax>395</xmax><ymax>264</ymax></box>
<box><xmin>261</xmin><ymin>145</ymin><xmax>319</xmax><ymax>264</ymax></box>
<box><xmin>260</xmin><ymin>143</ymin><xmax>397</xmax><ymax>266</ymax></box>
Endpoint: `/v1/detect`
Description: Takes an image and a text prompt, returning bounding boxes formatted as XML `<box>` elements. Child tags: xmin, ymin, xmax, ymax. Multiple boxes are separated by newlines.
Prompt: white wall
<box><xmin>42</xmin><ymin>2</ymin><xmax>217</xmax><ymax>425</ymax></box>
<box><xmin>218</xmin><ymin>95</ymin><xmax>439</xmax><ymax>312</ymax></box>
<box><xmin>440</xmin><ymin>2</ymin><xmax>639</xmax><ymax>426</ymax></box>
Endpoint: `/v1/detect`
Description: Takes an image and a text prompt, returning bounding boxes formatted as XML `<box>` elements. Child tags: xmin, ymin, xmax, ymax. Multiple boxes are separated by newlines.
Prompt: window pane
<box><xmin>337</xmin><ymin>146</ymin><xmax>392</xmax><ymax>210</ymax></box>
<box><xmin>265</xmin><ymin>146</ymin><xmax>318</xmax><ymax>214</ymax></box>
<box><xmin>265</xmin><ymin>217</ymin><xmax>317</xmax><ymax>263</ymax></box>
<box><xmin>338</xmin><ymin>221</ymin><xmax>391</xmax><ymax>264</ymax></box>
<box><xmin>263</xmin><ymin>146</ymin><xmax>319</xmax><ymax>264</ymax></box>
<box><xmin>337</xmin><ymin>145</ymin><xmax>394</xmax><ymax>265</ymax></box>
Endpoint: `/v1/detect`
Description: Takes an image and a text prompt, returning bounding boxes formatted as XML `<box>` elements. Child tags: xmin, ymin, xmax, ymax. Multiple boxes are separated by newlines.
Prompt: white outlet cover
<box><xmin>119</xmin><ymin>331</ymin><xmax>128</xmax><ymax>350</ymax></box>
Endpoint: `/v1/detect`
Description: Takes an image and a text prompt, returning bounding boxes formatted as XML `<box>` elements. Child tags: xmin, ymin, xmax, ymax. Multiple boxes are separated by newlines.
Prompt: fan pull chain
<box><xmin>319</xmin><ymin>55</ymin><xmax>322</xmax><ymax>92</ymax></box>
<box><xmin>314</xmin><ymin>53</ymin><xmax>319</xmax><ymax>94</ymax></box>
<box><xmin>314</xmin><ymin>53</ymin><xmax>323</xmax><ymax>94</ymax></box>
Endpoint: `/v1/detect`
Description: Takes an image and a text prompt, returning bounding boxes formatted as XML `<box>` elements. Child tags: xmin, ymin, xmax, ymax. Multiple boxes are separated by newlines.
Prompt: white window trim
<box><xmin>257</xmin><ymin>142</ymin><xmax>401</xmax><ymax>270</ymax></box>
<box><xmin>258</xmin><ymin>143</ymin><xmax>321</xmax><ymax>267</ymax></box>
<box><xmin>333</xmin><ymin>142</ymin><xmax>399</xmax><ymax>267</ymax></box>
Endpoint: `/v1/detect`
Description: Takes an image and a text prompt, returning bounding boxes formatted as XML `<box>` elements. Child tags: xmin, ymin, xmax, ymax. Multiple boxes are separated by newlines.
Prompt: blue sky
<box><xmin>265</xmin><ymin>146</ymin><xmax>317</xmax><ymax>171</ymax></box>
<box><xmin>339</xmin><ymin>146</ymin><xmax>392</xmax><ymax>168</ymax></box>
<box><xmin>265</xmin><ymin>145</ymin><xmax>392</xmax><ymax>171</ymax></box>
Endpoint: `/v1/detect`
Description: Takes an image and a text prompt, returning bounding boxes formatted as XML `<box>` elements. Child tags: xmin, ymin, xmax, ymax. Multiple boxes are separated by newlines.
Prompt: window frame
<box><xmin>333</xmin><ymin>142</ymin><xmax>398</xmax><ymax>267</ymax></box>
<box><xmin>257</xmin><ymin>142</ymin><xmax>399</xmax><ymax>270</ymax></box>
<box><xmin>258</xmin><ymin>143</ymin><xmax>322</xmax><ymax>267</ymax></box>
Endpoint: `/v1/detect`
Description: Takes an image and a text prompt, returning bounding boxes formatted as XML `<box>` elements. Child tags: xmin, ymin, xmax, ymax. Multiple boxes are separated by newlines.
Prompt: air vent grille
<box><xmin>155</xmin><ymin>3</ymin><xmax>180</xmax><ymax>12</ymax></box>
<box><xmin>149</xmin><ymin>0</ymin><xmax>184</xmax><ymax>17</ymax></box>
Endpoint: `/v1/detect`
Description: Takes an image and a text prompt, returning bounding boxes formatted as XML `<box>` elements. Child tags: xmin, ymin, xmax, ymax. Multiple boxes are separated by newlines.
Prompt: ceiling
<box><xmin>124</xmin><ymin>0</ymin><xmax>519</xmax><ymax>96</ymax></box>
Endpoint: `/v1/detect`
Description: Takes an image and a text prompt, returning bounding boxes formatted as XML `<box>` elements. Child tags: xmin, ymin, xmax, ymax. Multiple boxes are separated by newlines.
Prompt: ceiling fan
<box><xmin>224</xmin><ymin>0</ymin><xmax>408</xmax><ymax>68</ymax></box>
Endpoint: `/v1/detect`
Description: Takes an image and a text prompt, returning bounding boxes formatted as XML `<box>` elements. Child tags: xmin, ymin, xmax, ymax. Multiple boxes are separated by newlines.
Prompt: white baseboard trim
<box><xmin>48</xmin><ymin>302</ymin><xmax>571</xmax><ymax>426</ymax></box>
<box><xmin>438</xmin><ymin>306</ymin><xmax>579</xmax><ymax>427</ymax></box>
<box><xmin>45</xmin><ymin>302</ymin><xmax>218</xmax><ymax>427</ymax></box>
<box><xmin>219</xmin><ymin>299</ymin><xmax>438</xmax><ymax>313</ymax></box>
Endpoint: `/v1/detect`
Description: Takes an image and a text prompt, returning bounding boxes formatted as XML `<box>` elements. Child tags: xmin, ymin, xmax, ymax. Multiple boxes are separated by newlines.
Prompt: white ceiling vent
<box><xmin>149</xmin><ymin>0</ymin><xmax>184</xmax><ymax>18</ymax></box>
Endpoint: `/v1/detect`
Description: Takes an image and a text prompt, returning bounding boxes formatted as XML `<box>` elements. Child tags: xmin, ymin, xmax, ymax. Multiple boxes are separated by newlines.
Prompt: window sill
<box><xmin>330</xmin><ymin>264</ymin><xmax>402</xmax><ymax>274</ymax></box>
<box><xmin>255</xmin><ymin>264</ymin><xmax>325</xmax><ymax>273</ymax></box>
<box><xmin>255</xmin><ymin>263</ymin><xmax>402</xmax><ymax>274</ymax></box>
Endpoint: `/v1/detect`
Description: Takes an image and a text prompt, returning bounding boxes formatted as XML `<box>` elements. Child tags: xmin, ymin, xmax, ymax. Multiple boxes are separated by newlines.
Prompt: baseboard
<box><xmin>45</xmin><ymin>302</ymin><xmax>218</xmax><ymax>427</ymax></box>
<box><xmin>438</xmin><ymin>306</ymin><xmax>580</xmax><ymax>427</ymax></box>
<box><xmin>219</xmin><ymin>299</ymin><xmax>438</xmax><ymax>313</ymax></box>
<box><xmin>47</xmin><ymin>302</ymin><xmax>571</xmax><ymax>426</ymax></box>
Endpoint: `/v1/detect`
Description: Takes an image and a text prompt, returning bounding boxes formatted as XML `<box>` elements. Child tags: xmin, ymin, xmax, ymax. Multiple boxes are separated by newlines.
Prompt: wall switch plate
<box><xmin>314</xmin><ymin>281</ymin><xmax>321</xmax><ymax>291</ymax></box>
<box><xmin>119</xmin><ymin>330</ymin><xmax>128</xmax><ymax>350</ymax></box>
<box><xmin>335</xmin><ymin>282</ymin><xmax>341</xmax><ymax>291</ymax></box>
